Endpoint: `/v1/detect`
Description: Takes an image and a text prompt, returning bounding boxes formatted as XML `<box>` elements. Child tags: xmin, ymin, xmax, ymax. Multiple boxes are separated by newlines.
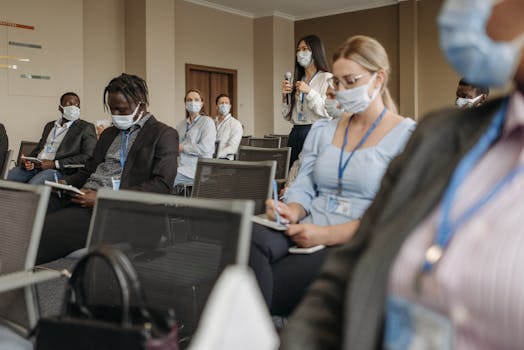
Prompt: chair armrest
<box><xmin>0</xmin><ymin>269</ymin><xmax>63</xmax><ymax>293</ymax></box>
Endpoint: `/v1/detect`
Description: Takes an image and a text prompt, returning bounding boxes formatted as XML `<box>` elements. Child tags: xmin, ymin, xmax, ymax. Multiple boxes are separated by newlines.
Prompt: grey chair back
<box><xmin>192</xmin><ymin>158</ymin><xmax>276</xmax><ymax>215</ymax></box>
<box><xmin>1</xmin><ymin>150</ymin><xmax>13</xmax><ymax>180</ymax></box>
<box><xmin>248</xmin><ymin>137</ymin><xmax>280</xmax><ymax>148</ymax></box>
<box><xmin>237</xmin><ymin>146</ymin><xmax>291</xmax><ymax>180</ymax></box>
<box><xmin>0</xmin><ymin>181</ymin><xmax>50</xmax><ymax>335</ymax></box>
<box><xmin>240</xmin><ymin>135</ymin><xmax>251</xmax><ymax>146</ymax></box>
<box><xmin>268</xmin><ymin>133</ymin><xmax>289</xmax><ymax>148</ymax></box>
<box><xmin>85</xmin><ymin>188</ymin><xmax>254</xmax><ymax>342</ymax></box>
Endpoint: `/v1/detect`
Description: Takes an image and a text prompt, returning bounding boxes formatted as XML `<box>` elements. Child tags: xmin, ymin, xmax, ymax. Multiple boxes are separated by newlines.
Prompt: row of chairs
<box><xmin>240</xmin><ymin>134</ymin><xmax>289</xmax><ymax>149</ymax></box>
<box><xmin>0</xmin><ymin>180</ymin><xmax>256</xmax><ymax>344</ymax></box>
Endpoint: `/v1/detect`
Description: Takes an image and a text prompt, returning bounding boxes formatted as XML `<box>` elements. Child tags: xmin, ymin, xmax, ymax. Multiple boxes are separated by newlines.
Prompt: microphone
<box><xmin>284</xmin><ymin>72</ymin><xmax>292</xmax><ymax>105</ymax></box>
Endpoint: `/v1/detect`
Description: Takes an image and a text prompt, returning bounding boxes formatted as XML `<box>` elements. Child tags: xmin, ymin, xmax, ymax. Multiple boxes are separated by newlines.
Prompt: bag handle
<box><xmin>62</xmin><ymin>246</ymin><xmax>136</xmax><ymax>327</ymax></box>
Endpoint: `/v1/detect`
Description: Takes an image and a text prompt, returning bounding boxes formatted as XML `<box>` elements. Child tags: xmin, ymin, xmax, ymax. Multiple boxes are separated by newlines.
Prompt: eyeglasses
<box><xmin>328</xmin><ymin>74</ymin><xmax>367</xmax><ymax>91</ymax></box>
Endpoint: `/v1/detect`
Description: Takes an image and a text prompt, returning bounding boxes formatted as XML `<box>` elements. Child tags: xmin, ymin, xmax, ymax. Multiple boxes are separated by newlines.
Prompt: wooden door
<box><xmin>185</xmin><ymin>64</ymin><xmax>237</xmax><ymax>118</ymax></box>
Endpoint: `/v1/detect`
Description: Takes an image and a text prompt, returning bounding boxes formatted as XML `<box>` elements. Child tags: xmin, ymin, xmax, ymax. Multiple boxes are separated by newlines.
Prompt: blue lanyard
<box><xmin>52</xmin><ymin>124</ymin><xmax>68</xmax><ymax>144</ymax></box>
<box><xmin>120</xmin><ymin>130</ymin><xmax>130</xmax><ymax>170</ymax></box>
<box><xmin>337</xmin><ymin>107</ymin><xmax>387</xmax><ymax>194</ymax></box>
<box><xmin>421</xmin><ymin>98</ymin><xmax>521</xmax><ymax>273</ymax></box>
<box><xmin>185</xmin><ymin>115</ymin><xmax>200</xmax><ymax>140</ymax></box>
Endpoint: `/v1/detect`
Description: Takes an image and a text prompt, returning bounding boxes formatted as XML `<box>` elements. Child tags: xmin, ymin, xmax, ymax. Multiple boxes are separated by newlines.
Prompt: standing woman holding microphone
<box><xmin>283</xmin><ymin>35</ymin><xmax>332</xmax><ymax>166</ymax></box>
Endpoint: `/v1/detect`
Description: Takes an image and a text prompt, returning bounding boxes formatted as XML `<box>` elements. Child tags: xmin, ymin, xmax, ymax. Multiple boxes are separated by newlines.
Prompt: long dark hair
<box><xmin>286</xmin><ymin>34</ymin><xmax>330</xmax><ymax>120</ymax></box>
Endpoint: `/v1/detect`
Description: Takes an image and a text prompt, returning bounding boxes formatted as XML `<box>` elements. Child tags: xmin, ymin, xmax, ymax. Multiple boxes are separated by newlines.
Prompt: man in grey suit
<box><xmin>7</xmin><ymin>92</ymin><xmax>96</xmax><ymax>184</ymax></box>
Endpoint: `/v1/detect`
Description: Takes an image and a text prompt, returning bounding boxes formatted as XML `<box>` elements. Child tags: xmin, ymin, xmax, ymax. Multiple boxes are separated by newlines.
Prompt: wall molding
<box><xmin>182</xmin><ymin>0</ymin><xmax>415</xmax><ymax>21</ymax></box>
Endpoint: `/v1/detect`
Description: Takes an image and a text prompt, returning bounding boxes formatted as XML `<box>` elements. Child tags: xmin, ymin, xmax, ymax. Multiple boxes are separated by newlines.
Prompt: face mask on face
<box><xmin>439</xmin><ymin>0</ymin><xmax>524</xmax><ymax>88</ymax></box>
<box><xmin>455</xmin><ymin>94</ymin><xmax>483</xmax><ymax>108</ymax></box>
<box><xmin>325</xmin><ymin>99</ymin><xmax>344</xmax><ymax>119</ymax></box>
<box><xmin>336</xmin><ymin>73</ymin><xmax>380</xmax><ymax>114</ymax></box>
<box><xmin>186</xmin><ymin>101</ymin><xmax>202</xmax><ymax>114</ymax></box>
<box><xmin>297</xmin><ymin>50</ymin><xmax>313</xmax><ymax>68</ymax></box>
<box><xmin>111</xmin><ymin>103</ymin><xmax>142</xmax><ymax>130</ymax></box>
<box><xmin>61</xmin><ymin>105</ymin><xmax>80</xmax><ymax>121</ymax></box>
<box><xmin>218</xmin><ymin>103</ymin><xmax>231</xmax><ymax>116</ymax></box>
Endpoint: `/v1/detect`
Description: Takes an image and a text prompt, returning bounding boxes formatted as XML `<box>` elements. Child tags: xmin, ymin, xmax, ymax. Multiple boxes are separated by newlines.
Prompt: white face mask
<box><xmin>325</xmin><ymin>99</ymin><xmax>344</xmax><ymax>119</ymax></box>
<box><xmin>218</xmin><ymin>103</ymin><xmax>231</xmax><ymax>116</ymax></box>
<box><xmin>186</xmin><ymin>101</ymin><xmax>202</xmax><ymax>114</ymax></box>
<box><xmin>297</xmin><ymin>50</ymin><xmax>313</xmax><ymax>68</ymax></box>
<box><xmin>455</xmin><ymin>94</ymin><xmax>483</xmax><ymax>108</ymax></box>
<box><xmin>336</xmin><ymin>73</ymin><xmax>380</xmax><ymax>114</ymax></box>
<box><xmin>111</xmin><ymin>103</ymin><xmax>143</xmax><ymax>130</ymax></box>
<box><xmin>61</xmin><ymin>105</ymin><xmax>80</xmax><ymax>121</ymax></box>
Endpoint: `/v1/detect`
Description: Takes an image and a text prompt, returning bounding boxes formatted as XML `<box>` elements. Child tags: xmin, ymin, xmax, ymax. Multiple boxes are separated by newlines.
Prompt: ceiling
<box><xmin>183</xmin><ymin>0</ymin><xmax>403</xmax><ymax>21</ymax></box>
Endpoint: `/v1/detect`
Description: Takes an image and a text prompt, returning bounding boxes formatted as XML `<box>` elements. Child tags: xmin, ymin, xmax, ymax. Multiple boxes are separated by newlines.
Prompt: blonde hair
<box><xmin>333</xmin><ymin>35</ymin><xmax>397</xmax><ymax>114</ymax></box>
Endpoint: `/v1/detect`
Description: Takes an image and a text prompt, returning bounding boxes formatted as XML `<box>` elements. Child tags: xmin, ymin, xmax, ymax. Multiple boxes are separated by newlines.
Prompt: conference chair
<box><xmin>1</xmin><ymin>150</ymin><xmax>13</xmax><ymax>179</ymax></box>
<box><xmin>0</xmin><ymin>181</ymin><xmax>62</xmax><ymax>337</ymax></box>
<box><xmin>268</xmin><ymin>134</ymin><xmax>289</xmax><ymax>148</ymax></box>
<box><xmin>16</xmin><ymin>141</ymin><xmax>38</xmax><ymax>166</ymax></box>
<box><xmin>192</xmin><ymin>158</ymin><xmax>276</xmax><ymax>215</ymax></box>
<box><xmin>248</xmin><ymin>137</ymin><xmax>280</xmax><ymax>148</ymax></box>
<box><xmin>84</xmin><ymin>188</ymin><xmax>254</xmax><ymax>343</ymax></box>
<box><xmin>240</xmin><ymin>136</ymin><xmax>251</xmax><ymax>146</ymax></box>
<box><xmin>236</xmin><ymin>146</ymin><xmax>291</xmax><ymax>181</ymax></box>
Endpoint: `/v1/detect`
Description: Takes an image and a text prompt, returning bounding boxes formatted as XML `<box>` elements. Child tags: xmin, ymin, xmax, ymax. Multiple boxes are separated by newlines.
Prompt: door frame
<box><xmin>185</xmin><ymin>63</ymin><xmax>238</xmax><ymax>116</ymax></box>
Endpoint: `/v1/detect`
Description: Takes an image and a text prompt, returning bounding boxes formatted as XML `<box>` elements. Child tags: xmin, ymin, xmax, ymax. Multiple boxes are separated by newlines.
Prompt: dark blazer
<box><xmin>28</xmin><ymin>119</ymin><xmax>97</xmax><ymax>173</ymax></box>
<box><xmin>280</xmin><ymin>97</ymin><xmax>506</xmax><ymax>350</ymax></box>
<box><xmin>0</xmin><ymin>123</ymin><xmax>8</xmax><ymax>171</ymax></box>
<box><xmin>65</xmin><ymin>115</ymin><xmax>179</xmax><ymax>194</ymax></box>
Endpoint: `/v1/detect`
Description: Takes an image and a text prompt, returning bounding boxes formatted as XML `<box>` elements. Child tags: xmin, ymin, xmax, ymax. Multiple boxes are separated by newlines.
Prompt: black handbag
<box><xmin>34</xmin><ymin>246</ymin><xmax>179</xmax><ymax>350</ymax></box>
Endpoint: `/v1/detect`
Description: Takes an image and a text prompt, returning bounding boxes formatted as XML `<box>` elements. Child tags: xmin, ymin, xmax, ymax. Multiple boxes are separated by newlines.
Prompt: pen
<box><xmin>54</xmin><ymin>172</ymin><xmax>61</xmax><ymax>199</ymax></box>
<box><xmin>273</xmin><ymin>179</ymin><xmax>280</xmax><ymax>224</ymax></box>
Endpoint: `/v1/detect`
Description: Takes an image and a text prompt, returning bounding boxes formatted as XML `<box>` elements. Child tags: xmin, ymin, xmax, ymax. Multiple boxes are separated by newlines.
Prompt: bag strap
<box><xmin>62</xmin><ymin>246</ymin><xmax>133</xmax><ymax>326</ymax></box>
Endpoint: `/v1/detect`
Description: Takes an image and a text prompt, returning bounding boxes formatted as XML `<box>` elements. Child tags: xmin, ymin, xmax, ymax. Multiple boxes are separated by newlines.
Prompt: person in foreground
<box><xmin>280</xmin><ymin>0</ymin><xmax>524</xmax><ymax>349</ymax></box>
<box><xmin>37</xmin><ymin>73</ymin><xmax>179</xmax><ymax>264</ymax></box>
<box><xmin>250</xmin><ymin>35</ymin><xmax>415</xmax><ymax>316</ymax></box>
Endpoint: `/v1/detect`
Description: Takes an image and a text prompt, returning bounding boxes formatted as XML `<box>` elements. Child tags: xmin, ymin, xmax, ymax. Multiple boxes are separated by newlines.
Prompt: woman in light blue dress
<box><xmin>249</xmin><ymin>35</ymin><xmax>416</xmax><ymax>316</ymax></box>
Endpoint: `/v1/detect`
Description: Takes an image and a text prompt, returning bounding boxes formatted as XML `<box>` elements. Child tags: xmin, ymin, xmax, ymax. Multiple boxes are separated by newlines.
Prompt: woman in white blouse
<box><xmin>282</xmin><ymin>34</ymin><xmax>332</xmax><ymax>166</ymax></box>
<box><xmin>214</xmin><ymin>93</ymin><xmax>243</xmax><ymax>160</ymax></box>
<box><xmin>174</xmin><ymin>89</ymin><xmax>216</xmax><ymax>186</ymax></box>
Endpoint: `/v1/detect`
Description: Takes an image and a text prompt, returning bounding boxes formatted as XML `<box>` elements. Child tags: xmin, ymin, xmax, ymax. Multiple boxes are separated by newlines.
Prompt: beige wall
<box><xmin>294</xmin><ymin>0</ymin><xmax>465</xmax><ymax>120</ymax></box>
<box><xmin>253</xmin><ymin>17</ymin><xmax>274</xmax><ymax>136</ymax></box>
<box><xmin>295</xmin><ymin>5</ymin><xmax>400</xmax><ymax>108</ymax></box>
<box><xmin>83</xmin><ymin>0</ymin><xmax>126</xmax><ymax>124</ymax></box>
<box><xmin>174</xmin><ymin>0</ymin><xmax>255</xmax><ymax>134</ymax></box>
<box><xmin>0</xmin><ymin>0</ymin><xmax>85</xmax><ymax>154</ymax></box>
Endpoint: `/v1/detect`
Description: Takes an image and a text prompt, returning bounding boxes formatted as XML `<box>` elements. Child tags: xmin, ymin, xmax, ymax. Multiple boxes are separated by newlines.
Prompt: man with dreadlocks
<box><xmin>36</xmin><ymin>73</ymin><xmax>179</xmax><ymax>264</ymax></box>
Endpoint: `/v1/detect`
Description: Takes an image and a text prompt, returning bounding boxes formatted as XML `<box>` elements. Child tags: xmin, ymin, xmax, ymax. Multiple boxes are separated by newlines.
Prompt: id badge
<box><xmin>384</xmin><ymin>296</ymin><xmax>453</xmax><ymax>350</ymax></box>
<box><xmin>326</xmin><ymin>194</ymin><xmax>352</xmax><ymax>217</ymax></box>
<box><xmin>44</xmin><ymin>145</ymin><xmax>56</xmax><ymax>153</ymax></box>
<box><xmin>111</xmin><ymin>176</ymin><xmax>121</xmax><ymax>191</ymax></box>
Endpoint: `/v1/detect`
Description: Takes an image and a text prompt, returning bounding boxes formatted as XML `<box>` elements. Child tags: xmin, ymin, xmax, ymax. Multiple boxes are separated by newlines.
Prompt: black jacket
<box><xmin>0</xmin><ymin>123</ymin><xmax>8</xmax><ymax>171</ymax></box>
<box><xmin>65</xmin><ymin>115</ymin><xmax>179</xmax><ymax>194</ymax></box>
<box><xmin>28</xmin><ymin>119</ymin><xmax>97</xmax><ymax>174</ymax></box>
<box><xmin>280</xmin><ymin>97</ymin><xmax>506</xmax><ymax>350</ymax></box>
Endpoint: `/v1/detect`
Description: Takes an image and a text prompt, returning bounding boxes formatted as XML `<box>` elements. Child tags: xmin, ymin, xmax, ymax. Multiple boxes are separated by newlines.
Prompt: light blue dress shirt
<box><xmin>175</xmin><ymin>115</ymin><xmax>216</xmax><ymax>180</ymax></box>
<box><xmin>284</xmin><ymin>117</ymin><xmax>416</xmax><ymax>226</ymax></box>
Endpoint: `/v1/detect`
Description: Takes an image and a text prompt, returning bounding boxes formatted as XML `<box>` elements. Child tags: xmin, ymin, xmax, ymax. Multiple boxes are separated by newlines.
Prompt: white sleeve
<box><xmin>220</xmin><ymin>120</ymin><xmax>243</xmax><ymax>157</ymax></box>
<box><xmin>304</xmin><ymin>73</ymin><xmax>331</xmax><ymax>119</ymax></box>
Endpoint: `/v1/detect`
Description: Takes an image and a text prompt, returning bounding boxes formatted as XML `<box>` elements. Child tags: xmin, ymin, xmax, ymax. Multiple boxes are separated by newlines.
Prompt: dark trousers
<box><xmin>249</xmin><ymin>223</ymin><xmax>330</xmax><ymax>316</ymax></box>
<box><xmin>287</xmin><ymin>124</ymin><xmax>312</xmax><ymax>168</ymax></box>
<box><xmin>36</xmin><ymin>195</ymin><xmax>92</xmax><ymax>265</ymax></box>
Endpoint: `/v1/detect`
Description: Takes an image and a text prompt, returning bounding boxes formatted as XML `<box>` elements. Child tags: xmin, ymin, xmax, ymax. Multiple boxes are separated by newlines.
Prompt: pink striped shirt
<box><xmin>389</xmin><ymin>91</ymin><xmax>524</xmax><ymax>349</ymax></box>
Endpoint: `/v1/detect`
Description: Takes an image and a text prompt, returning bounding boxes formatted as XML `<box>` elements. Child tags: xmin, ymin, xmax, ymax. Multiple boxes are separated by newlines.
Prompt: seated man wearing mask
<box><xmin>37</xmin><ymin>73</ymin><xmax>179</xmax><ymax>264</ymax></box>
<box><xmin>0</xmin><ymin>123</ymin><xmax>7</xmax><ymax>171</ymax></box>
<box><xmin>280</xmin><ymin>0</ymin><xmax>524</xmax><ymax>349</ymax></box>
<box><xmin>8</xmin><ymin>92</ymin><xmax>96</xmax><ymax>184</ymax></box>
<box><xmin>455</xmin><ymin>78</ymin><xmax>490</xmax><ymax>108</ymax></box>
